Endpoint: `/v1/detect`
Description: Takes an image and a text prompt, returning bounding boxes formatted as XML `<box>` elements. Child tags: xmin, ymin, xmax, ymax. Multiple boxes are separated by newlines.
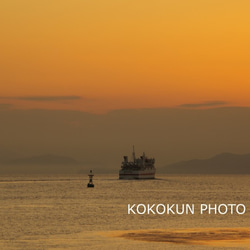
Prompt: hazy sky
<box><xmin>1</xmin><ymin>1</ymin><xmax>250</xmax><ymax>113</ymax></box>
<box><xmin>1</xmin><ymin>107</ymin><xmax>250</xmax><ymax>172</ymax></box>
<box><xmin>1</xmin><ymin>1</ymin><xmax>250</xmax><ymax>174</ymax></box>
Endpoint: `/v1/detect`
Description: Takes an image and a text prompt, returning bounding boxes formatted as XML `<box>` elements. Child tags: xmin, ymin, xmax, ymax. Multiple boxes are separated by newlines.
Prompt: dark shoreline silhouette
<box><xmin>161</xmin><ymin>153</ymin><xmax>250</xmax><ymax>174</ymax></box>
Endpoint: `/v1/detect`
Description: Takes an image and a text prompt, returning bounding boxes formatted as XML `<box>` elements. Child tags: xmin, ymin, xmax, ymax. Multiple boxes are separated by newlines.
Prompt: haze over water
<box><xmin>1</xmin><ymin>173</ymin><xmax>250</xmax><ymax>249</ymax></box>
<box><xmin>1</xmin><ymin>1</ymin><xmax>250</xmax><ymax>249</ymax></box>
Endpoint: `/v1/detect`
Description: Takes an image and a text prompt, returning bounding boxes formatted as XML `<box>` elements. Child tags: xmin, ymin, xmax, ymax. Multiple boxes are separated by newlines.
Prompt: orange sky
<box><xmin>1</xmin><ymin>0</ymin><xmax>250</xmax><ymax>113</ymax></box>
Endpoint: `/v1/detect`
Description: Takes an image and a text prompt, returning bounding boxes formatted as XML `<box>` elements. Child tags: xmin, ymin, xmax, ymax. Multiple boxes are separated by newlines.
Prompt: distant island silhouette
<box><xmin>6</xmin><ymin>154</ymin><xmax>80</xmax><ymax>165</ymax></box>
<box><xmin>0</xmin><ymin>154</ymin><xmax>83</xmax><ymax>174</ymax></box>
<box><xmin>162</xmin><ymin>153</ymin><xmax>250</xmax><ymax>174</ymax></box>
<box><xmin>1</xmin><ymin>152</ymin><xmax>250</xmax><ymax>175</ymax></box>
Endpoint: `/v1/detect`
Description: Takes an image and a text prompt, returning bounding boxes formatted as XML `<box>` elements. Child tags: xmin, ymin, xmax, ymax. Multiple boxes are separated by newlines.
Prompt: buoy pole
<box><xmin>87</xmin><ymin>170</ymin><xmax>94</xmax><ymax>187</ymax></box>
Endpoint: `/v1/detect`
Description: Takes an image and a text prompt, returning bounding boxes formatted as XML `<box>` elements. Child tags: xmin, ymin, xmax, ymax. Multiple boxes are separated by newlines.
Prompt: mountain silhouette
<box><xmin>162</xmin><ymin>153</ymin><xmax>250</xmax><ymax>174</ymax></box>
<box><xmin>7</xmin><ymin>154</ymin><xmax>80</xmax><ymax>165</ymax></box>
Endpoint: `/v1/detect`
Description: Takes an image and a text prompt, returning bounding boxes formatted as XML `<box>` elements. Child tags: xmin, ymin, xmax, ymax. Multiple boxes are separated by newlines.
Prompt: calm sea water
<box><xmin>0</xmin><ymin>174</ymin><xmax>250</xmax><ymax>249</ymax></box>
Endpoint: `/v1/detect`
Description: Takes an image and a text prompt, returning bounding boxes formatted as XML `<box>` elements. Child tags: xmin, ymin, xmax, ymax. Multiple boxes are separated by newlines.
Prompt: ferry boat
<box><xmin>119</xmin><ymin>147</ymin><xmax>156</xmax><ymax>179</ymax></box>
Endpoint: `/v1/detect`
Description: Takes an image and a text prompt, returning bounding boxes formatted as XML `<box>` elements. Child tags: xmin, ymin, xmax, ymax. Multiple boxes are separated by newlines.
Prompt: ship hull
<box><xmin>119</xmin><ymin>169</ymin><xmax>155</xmax><ymax>179</ymax></box>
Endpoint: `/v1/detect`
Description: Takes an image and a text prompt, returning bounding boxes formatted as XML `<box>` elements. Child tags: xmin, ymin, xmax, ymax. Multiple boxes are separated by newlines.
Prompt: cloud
<box><xmin>0</xmin><ymin>96</ymin><xmax>82</xmax><ymax>102</ymax></box>
<box><xmin>178</xmin><ymin>101</ymin><xmax>227</xmax><ymax>108</ymax></box>
<box><xmin>0</xmin><ymin>103</ymin><xmax>13</xmax><ymax>110</ymax></box>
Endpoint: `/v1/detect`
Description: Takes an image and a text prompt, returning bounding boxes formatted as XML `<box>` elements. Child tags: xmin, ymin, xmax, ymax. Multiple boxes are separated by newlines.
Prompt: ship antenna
<box><xmin>133</xmin><ymin>145</ymin><xmax>136</xmax><ymax>162</ymax></box>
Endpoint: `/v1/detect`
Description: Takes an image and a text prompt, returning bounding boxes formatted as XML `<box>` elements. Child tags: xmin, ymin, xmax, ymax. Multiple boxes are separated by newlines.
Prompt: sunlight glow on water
<box><xmin>0</xmin><ymin>174</ymin><xmax>250</xmax><ymax>249</ymax></box>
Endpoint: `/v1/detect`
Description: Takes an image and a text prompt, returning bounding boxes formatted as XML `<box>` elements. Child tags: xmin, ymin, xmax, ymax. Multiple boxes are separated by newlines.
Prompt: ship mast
<box><xmin>132</xmin><ymin>145</ymin><xmax>136</xmax><ymax>162</ymax></box>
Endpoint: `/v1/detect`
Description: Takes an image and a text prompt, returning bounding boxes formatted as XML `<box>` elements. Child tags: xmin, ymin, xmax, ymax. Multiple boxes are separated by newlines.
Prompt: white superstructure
<box><xmin>119</xmin><ymin>147</ymin><xmax>156</xmax><ymax>179</ymax></box>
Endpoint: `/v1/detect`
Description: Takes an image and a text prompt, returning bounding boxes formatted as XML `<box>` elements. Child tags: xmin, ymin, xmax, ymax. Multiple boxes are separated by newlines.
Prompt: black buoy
<box><xmin>87</xmin><ymin>170</ymin><xmax>94</xmax><ymax>188</ymax></box>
